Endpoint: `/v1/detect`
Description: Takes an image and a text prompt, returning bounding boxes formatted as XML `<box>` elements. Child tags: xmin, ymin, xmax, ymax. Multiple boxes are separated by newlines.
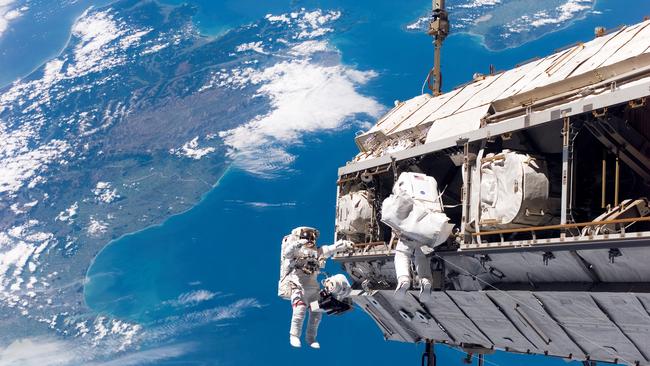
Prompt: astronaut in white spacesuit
<box><xmin>381</xmin><ymin>172</ymin><xmax>454</xmax><ymax>301</ymax></box>
<box><xmin>278</xmin><ymin>227</ymin><xmax>353</xmax><ymax>348</ymax></box>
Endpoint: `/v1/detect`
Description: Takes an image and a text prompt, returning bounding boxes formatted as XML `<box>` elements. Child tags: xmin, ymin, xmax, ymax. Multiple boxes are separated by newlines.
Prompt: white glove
<box><xmin>334</xmin><ymin>239</ymin><xmax>354</xmax><ymax>252</ymax></box>
<box><xmin>321</xmin><ymin>240</ymin><xmax>354</xmax><ymax>258</ymax></box>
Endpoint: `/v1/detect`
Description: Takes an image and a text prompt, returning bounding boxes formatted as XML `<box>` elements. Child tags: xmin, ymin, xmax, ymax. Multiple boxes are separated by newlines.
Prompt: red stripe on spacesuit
<box><xmin>292</xmin><ymin>300</ymin><xmax>306</xmax><ymax>308</ymax></box>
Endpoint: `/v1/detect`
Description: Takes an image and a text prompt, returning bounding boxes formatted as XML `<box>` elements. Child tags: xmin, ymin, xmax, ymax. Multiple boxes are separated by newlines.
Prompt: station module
<box><xmin>332</xmin><ymin>3</ymin><xmax>650</xmax><ymax>365</ymax></box>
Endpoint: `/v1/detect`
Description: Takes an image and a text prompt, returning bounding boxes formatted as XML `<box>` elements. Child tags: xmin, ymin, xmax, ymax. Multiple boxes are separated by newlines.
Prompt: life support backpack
<box><xmin>278</xmin><ymin>234</ymin><xmax>294</xmax><ymax>299</ymax></box>
<box><xmin>381</xmin><ymin>172</ymin><xmax>454</xmax><ymax>246</ymax></box>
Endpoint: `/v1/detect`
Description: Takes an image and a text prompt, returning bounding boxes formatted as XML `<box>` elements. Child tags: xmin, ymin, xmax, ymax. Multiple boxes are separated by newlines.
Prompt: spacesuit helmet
<box><xmin>291</xmin><ymin>226</ymin><xmax>319</xmax><ymax>244</ymax></box>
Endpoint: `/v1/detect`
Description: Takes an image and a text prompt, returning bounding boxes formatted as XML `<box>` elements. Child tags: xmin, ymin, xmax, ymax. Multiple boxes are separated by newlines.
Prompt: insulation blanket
<box><xmin>336</xmin><ymin>190</ymin><xmax>373</xmax><ymax>236</ymax></box>
<box><xmin>473</xmin><ymin>150</ymin><xmax>553</xmax><ymax>229</ymax></box>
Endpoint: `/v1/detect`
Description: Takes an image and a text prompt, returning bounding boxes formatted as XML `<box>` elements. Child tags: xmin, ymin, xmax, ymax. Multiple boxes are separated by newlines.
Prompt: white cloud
<box><xmin>164</xmin><ymin>290</ymin><xmax>218</xmax><ymax>307</ymax></box>
<box><xmin>0</xmin><ymin>337</ymin><xmax>192</xmax><ymax>366</ymax></box>
<box><xmin>406</xmin><ymin>17</ymin><xmax>429</xmax><ymax>31</ymax></box>
<box><xmin>0</xmin><ymin>1</ymin><xmax>25</xmax><ymax>39</ymax></box>
<box><xmin>87</xmin><ymin>216</ymin><xmax>108</xmax><ymax>237</ymax></box>
<box><xmin>457</xmin><ymin>0</ymin><xmax>501</xmax><ymax>9</ymax></box>
<box><xmin>0</xmin><ymin>337</ymin><xmax>76</xmax><ymax>366</ymax></box>
<box><xmin>143</xmin><ymin>298</ymin><xmax>263</xmax><ymax>343</ymax></box>
<box><xmin>92</xmin><ymin>182</ymin><xmax>119</xmax><ymax>203</ymax></box>
<box><xmin>86</xmin><ymin>343</ymin><xmax>194</xmax><ymax>366</ymax></box>
<box><xmin>265</xmin><ymin>9</ymin><xmax>341</xmax><ymax>39</ymax></box>
<box><xmin>170</xmin><ymin>137</ymin><xmax>215</xmax><ymax>160</ymax></box>
<box><xmin>506</xmin><ymin>0</ymin><xmax>594</xmax><ymax>30</ymax></box>
<box><xmin>532</xmin><ymin>0</ymin><xmax>593</xmax><ymax>27</ymax></box>
<box><xmin>219</xmin><ymin>59</ymin><xmax>382</xmax><ymax>176</ymax></box>
<box><xmin>289</xmin><ymin>40</ymin><xmax>329</xmax><ymax>56</ymax></box>
<box><xmin>236</xmin><ymin>41</ymin><xmax>266</xmax><ymax>54</ymax></box>
<box><xmin>56</xmin><ymin>202</ymin><xmax>79</xmax><ymax>223</ymax></box>
<box><xmin>227</xmin><ymin>199</ymin><xmax>296</xmax><ymax>208</ymax></box>
<box><xmin>0</xmin><ymin>123</ymin><xmax>70</xmax><ymax>197</ymax></box>
<box><xmin>65</xmin><ymin>10</ymin><xmax>150</xmax><ymax>77</ymax></box>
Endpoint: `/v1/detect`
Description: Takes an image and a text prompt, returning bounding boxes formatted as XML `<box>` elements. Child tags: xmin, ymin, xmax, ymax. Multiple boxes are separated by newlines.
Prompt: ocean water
<box><xmin>0</xmin><ymin>0</ymin><xmax>116</xmax><ymax>87</ymax></box>
<box><xmin>82</xmin><ymin>0</ymin><xmax>650</xmax><ymax>365</ymax></box>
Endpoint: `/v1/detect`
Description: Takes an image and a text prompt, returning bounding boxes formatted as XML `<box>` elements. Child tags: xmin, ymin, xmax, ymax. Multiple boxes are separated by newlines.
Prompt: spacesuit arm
<box><xmin>320</xmin><ymin>240</ymin><xmax>354</xmax><ymax>258</ymax></box>
<box><xmin>282</xmin><ymin>239</ymin><xmax>306</xmax><ymax>259</ymax></box>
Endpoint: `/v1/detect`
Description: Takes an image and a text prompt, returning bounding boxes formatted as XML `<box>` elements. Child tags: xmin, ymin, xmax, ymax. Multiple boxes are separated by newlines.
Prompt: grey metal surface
<box><xmin>446</xmin><ymin>291</ymin><xmax>536</xmax><ymax>353</ymax></box>
<box><xmin>591</xmin><ymin>293</ymin><xmax>650</xmax><ymax>362</ymax></box>
<box><xmin>577</xmin><ymin>247</ymin><xmax>650</xmax><ymax>282</ymax></box>
<box><xmin>400</xmin><ymin>293</ymin><xmax>453</xmax><ymax>342</ymax></box>
<box><xmin>371</xmin><ymin>291</ymin><xmax>420</xmax><ymax>343</ymax></box>
<box><xmin>355</xmin><ymin>292</ymin><xmax>409</xmax><ymax>342</ymax></box>
<box><xmin>353</xmin><ymin>289</ymin><xmax>650</xmax><ymax>364</ymax></box>
<box><xmin>420</xmin><ymin>291</ymin><xmax>492</xmax><ymax>346</ymax></box>
<box><xmin>486</xmin><ymin>291</ymin><xmax>585</xmax><ymax>358</ymax></box>
<box><xmin>534</xmin><ymin>292</ymin><xmax>645</xmax><ymax>364</ymax></box>
<box><xmin>484</xmin><ymin>250</ymin><xmax>593</xmax><ymax>283</ymax></box>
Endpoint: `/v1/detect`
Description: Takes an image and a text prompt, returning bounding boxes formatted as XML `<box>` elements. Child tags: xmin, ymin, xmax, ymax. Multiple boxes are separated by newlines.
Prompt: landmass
<box><xmin>406</xmin><ymin>0</ymin><xmax>597</xmax><ymax>51</ymax></box>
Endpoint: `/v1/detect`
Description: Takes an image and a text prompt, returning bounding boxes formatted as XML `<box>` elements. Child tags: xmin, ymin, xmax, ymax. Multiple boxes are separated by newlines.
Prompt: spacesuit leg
<box><xmin>413</xmin><ymin>245</ymin><xmax>433</xmax><ymax>301</ymax></box>
<box><xmin>289</xmin><ymin>286</ymin><xmax>306</xmax><ymax>346</ymax></box>
<box><xmin>305</xmin><ymin>310</ymin><xmax>322</xmax><ymax>346</ymax></box>
<box><xmin>303</xmin><ymin>279</ymin><xmax>322</xmax><ymax>348</ymax></box>
<box><xmin>394</xmin><ymin>239</ymin><xmax>414</xmax><ymax>299</ymax></box>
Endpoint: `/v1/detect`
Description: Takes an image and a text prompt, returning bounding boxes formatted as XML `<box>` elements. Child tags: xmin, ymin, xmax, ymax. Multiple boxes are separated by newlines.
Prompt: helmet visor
<box><xmin>299</xmin><ymin>229</ymin><xmax>317</xmax><ymax>243</ymax></box>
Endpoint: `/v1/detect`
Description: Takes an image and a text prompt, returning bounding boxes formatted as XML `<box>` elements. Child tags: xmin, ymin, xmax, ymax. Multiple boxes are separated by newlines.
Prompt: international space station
<box><xmin>330</xmin><ymin>1</ymin><xmax>650</xmax><ymax>365</ymax></box>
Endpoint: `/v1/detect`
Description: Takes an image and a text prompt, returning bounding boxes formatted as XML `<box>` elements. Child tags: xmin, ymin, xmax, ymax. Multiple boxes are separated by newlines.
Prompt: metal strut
<box><xmin>422</xmin><ymin>340</ymin><xmax>436</xmax><ymax>366</ymax></box>
<box><xmin>427</xmin><ymin>0</ymin><xmax>449</xmax><ymax>96</ymax></box>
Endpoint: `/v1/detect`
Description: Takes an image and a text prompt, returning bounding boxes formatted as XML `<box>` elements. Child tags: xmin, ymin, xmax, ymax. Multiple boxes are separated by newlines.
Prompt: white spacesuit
<box><xmin>380</xmin><ymin>172</ymin><xmax>454</xmax><ymax>301</ymax></box>
<box><xmin>278</xmin><ymin>227</ymin><xmax>353</xmax><ymax>348</ymax></box>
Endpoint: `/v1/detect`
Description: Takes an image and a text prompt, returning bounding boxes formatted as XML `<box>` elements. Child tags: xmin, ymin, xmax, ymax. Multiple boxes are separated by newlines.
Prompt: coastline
<box><xmin>82</xmin><ymin>164</ymin><xmax>233</xmax><ymax>311</ymax></box>
<box><xmin>403</xmin><ymin>0</ymin><xmax>602</xmax><ymax>53</ymax></box>
<box><xmin>0</xmin><ymin>1</ymin><xmax>116</xmax><ymax>88</ymax></box>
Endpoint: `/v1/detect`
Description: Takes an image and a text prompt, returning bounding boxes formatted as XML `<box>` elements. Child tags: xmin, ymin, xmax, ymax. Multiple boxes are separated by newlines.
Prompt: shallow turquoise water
<box><xmin>83</xmin><ymin>0</ymin><xmax>650</xmax><ymax>364</ymax></box>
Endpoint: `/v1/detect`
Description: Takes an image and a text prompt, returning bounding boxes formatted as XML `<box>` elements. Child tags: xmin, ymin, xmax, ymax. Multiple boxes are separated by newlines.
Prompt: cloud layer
<box><xmin>219</xmin><ymin>59</ymin><xmax>383</xmax><ymax>176</ymax></box>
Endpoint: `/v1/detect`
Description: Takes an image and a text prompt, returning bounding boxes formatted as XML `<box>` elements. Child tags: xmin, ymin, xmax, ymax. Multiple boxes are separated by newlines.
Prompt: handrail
<box><xmin>471</xmin><ymin>216</ymin><xmax>650</xmax><ymax>237</ymax></box>
<box><xmin>352</xmin><ymin>241</ymin><xmax>388</xmax><ymax>248</ymax></box>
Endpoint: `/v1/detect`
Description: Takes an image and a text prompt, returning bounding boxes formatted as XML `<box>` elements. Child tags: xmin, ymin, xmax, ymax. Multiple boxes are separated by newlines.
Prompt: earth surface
<box><xmin>0</xmin><ymin>0</ymin><xmax>648</xmax><ymax>365</ymax></box>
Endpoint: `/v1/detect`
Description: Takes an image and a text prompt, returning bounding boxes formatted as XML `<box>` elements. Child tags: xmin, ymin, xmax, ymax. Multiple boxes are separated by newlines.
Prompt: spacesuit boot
<box><xmin>290</xmin><ymin>288</ymin><xmax>307</xmax><ymax>348</ymax></box>
<box><xmin>394</xmin><ymin>239</ymin><xmax>413</xmax><ymax>300</ymax></box>
<box><xmin>419</xmin><ymin>278</ymin><xmax>433</xmax><ymax>302</ymax></box>
<box><xmin>305</xmin><ymin>311</ymin><xmax>322</xmax><ymax>348</ymax></box>
<box><xmin>413</xmin><ymin>246</ymin><xmax>434</xmax><ymax>302</ymax></box>
<box><xmin>394</xmin><ymin>277</ymin><xmax>410</xmax><ymax>300</ymax></box>
<box><xmin>290</xmin><ymin>335</ymin><xmax>301</xmax><ymax>348</ymax></box>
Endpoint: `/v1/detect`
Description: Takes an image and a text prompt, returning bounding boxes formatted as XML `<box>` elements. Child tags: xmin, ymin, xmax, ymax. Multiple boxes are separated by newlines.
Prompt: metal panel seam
<box><xmin>595</xmin><ymin>22</ymin><xmax>650</xmax><ymax>70</ymax></box>
<box><xmin>408</xmin><ymin>292</ymin><xmax>457</xmax><ymax>344</ymax></box>
<box><xmin>529</xmin><ymin>292</ymin><xmax>590</xmax><ymax>359</ymax></box>
<box><xmin>484</xmin><ymin>291</ymin><xmax>540</xmax><ymax>352</ymax></box>
<box><xmin>589</xmin><ymin>294</ymin><xmax>649</xmax><ymax>362</ymax></box>
<box><xmin>445</xmin><ymin>292</ymin><xmax>496</xmax><ymax>347</ymax></box>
